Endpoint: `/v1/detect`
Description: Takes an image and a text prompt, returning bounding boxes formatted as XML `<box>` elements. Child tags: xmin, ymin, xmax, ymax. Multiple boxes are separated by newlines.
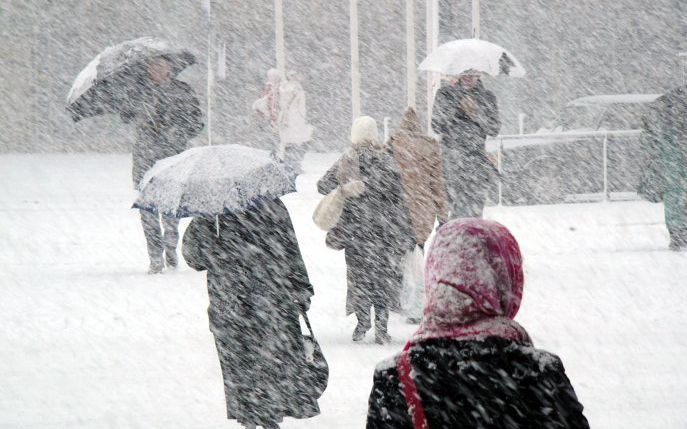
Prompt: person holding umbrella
<box><xmin>431</xmin><ymin>70</ymin><xmax>500</xmax><ymax>219</ymax></box>
<box><xmin>121</xmin><ymin>56</ymin><xmax>204</xmax><ymax>273</ymax></box>
<box><xmin>66</xmin><ymin>37</ymin><xmax>204</xmax><ymax>274</ymax></box>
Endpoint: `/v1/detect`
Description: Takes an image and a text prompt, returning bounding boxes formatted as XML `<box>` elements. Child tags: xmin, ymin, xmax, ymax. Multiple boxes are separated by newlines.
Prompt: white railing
<box><xmin>486</xmin><ymin>129</ymin><xmax>643</xmax><ymax>205</ymax></box>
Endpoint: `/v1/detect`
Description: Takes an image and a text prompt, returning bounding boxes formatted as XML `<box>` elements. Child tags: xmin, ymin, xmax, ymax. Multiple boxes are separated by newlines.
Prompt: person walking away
<box><xmin>318</xmin><ymin>116</ymin><xmax>415</xmax><ymax>344</ymax></box>
<box><xmin>252</xmin><ymin>68</ymin><xmax>282</xmax><ymax>152</ymax></box>
<box><xmin>277</xmin><ymin>71</ymin><xmax>313</xmax><ymax>173</ymax></box>
<box><xmin>388</xmin><ymin>107</ymin><xmax>448</xmax><ymax>323</ymax></box>
<box><xmin>366</xmin><ymin>218</ymin><xmax>590</xmax><ymax>429</ymax></box>
<box><xmin>638</xmin><ymin>85</ymin><xmax>687</xmax><ymax>250</ymax></box>
<box><xmin>431</xmin><ymin>70</ymin><xmax>500</xmax><ymax>219</ymax></box>
<box><xmin>121</xmin><ymin>56</ymin><xmax>203</xmax><ymax>274</ymax></box>
<box><xmin>182</xmin><ymin>197</ymin><xmax>320</xmax><ymax>429</ymax></box>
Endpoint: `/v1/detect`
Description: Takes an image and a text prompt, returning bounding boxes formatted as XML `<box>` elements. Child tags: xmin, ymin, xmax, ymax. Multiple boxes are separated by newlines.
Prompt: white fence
<box><xmin>487</xmin><ymin>129</ymin><xmax>643</xmax><ymax>205</ymax></box>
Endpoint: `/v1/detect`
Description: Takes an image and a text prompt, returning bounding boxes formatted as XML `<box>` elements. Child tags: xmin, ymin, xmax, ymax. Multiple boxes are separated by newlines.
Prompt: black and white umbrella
<box><xmin>133</xmin><ymin>144</ymin><xmax>297</xmax><ymax>218</ymax></box>
<box><xmin>66</xmin><ymin>37</ymin><xmax>196</xmax><ymax>122</ymax></box>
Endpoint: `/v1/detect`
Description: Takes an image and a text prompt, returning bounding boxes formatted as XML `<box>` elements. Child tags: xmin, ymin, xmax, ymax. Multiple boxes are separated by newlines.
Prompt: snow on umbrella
<box><xmin>419</xmin><ymin>38</ymin><xmax>526</xmax><ymax>78</ymax></box>
<box><xmin>133</xmin><ymin>144</ymin><xmax>297</xmax><ymax>218</ymax></box>
<box><xmin>66</xmin><ymin>37</ymin><xmax>196</xmax><ymax>122</ymax></box>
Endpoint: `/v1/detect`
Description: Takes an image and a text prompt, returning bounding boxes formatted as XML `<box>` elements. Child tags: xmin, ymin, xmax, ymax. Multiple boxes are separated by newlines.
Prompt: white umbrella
<box><xmin>419</xmin><ymin>38</ymin><xmax>525</xmax><ymax>78</ymax></box>
<box><xmin>133</xmin><ymin>144</ymin><xmax>296</xmax><ymax>218</ymax></box>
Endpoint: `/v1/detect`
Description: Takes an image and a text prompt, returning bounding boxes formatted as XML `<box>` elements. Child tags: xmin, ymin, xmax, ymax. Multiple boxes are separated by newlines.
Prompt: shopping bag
<box><xmin>312</xmin><ymin>186</ymin><xmax>345</xmax><ymax>231</ymax></box>
<box><xmin>400</xmin><ymin>245</ymin><xmax>425</xmax><ymax>317</ymax></box>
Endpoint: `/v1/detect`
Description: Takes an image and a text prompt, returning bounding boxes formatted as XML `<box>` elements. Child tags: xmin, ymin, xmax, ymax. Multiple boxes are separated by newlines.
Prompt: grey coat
<box><xmin>122</xmin><ymin>78</ymin><xmax>203</xmax><ymax>187</ymax></box>
<box><xmin>318</xmin><ymin>150</ymin><xmax>415</xmax><ymax>315</ymax></box>
<box><xmin>182</xmin><ymin>198</ymin><xmax>319</xmax><ymax>426</ymax></box>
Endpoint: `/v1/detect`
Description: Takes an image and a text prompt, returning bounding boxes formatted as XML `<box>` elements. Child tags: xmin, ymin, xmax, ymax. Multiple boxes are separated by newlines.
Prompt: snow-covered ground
<box><xmin>1</xmin><ymin>152</ymin><xmax>686</xmax><ymax>429</ymax></box>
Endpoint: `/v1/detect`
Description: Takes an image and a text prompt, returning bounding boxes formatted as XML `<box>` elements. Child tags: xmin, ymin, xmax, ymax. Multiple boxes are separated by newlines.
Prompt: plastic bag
<box><xmin>400</xmin><ymin>245</ymin><xmax>425</xmax><ymax>318</ymax></box>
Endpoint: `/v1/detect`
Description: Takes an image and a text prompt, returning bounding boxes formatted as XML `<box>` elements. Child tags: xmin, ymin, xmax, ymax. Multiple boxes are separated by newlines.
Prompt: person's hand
<box><xmin>341</xmin><ymin>180</ymin><xmax>365</xmax><ymax>198</ymax></box>
<box><xmin>295</xmin><ymin>296</ymin><xmax>311</xmax><ymax>313</ymax></box>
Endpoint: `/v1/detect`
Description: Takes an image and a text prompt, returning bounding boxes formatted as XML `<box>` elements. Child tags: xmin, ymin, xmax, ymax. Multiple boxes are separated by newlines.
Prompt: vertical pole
<box><xmin>383</xmin><ymin>116</ymin><xmax>391</xmax><ymax>142</ymax></box>
<box><xmin>602</xmin><ymin>133</ymin><xmax>609</xmax><ymax>201</ymax></box>
<box><xmin>205</xmin><ymin>0</ymin><xmax>212</xmax><ymax>145</ymax></box>
<box><xmin>275</xmin><ymin>0</ymin><xmax>286</xmax><ymax>78</ymax></box>
<box><xmin>472</xmin><ymin>0</ymin><xmax>480</xmax><ymax>39</ymax></box>
<box><xmin>426</xmin><ymin>0</ymin><xmax>438</xmax><ymax>132</ymax></box>
<box><xmin>350</xmin><ymin>0</ymin><xmax>361</xmax><ymax>120</ymax></box>
<box><xmin>405</xmin><ymin>0</ymin><xmax>416</xmax><ymax>108</ymax></box>
<box><xmin>498</xmin><ymin>138</ymin><xmax>503</xmax><ymax>206</ymax></box>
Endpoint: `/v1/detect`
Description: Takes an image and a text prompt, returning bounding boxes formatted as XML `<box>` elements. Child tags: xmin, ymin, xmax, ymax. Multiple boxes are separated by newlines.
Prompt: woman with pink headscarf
<box><xmin>366</xmin><ymin>219</ymin><xmax>590</xmax><ymax>429</ymax></box>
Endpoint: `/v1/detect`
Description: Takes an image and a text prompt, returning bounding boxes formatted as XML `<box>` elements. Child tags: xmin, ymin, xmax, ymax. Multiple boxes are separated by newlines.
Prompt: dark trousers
<box><xmin>356</xmin><ymin>306</ymin><xmax>390</xmax><ymax>333</ymax></box>
<box><xmin>140</xmin><ymin>210</ymin><xmax>179</xmax><ymax>263</ymax></box>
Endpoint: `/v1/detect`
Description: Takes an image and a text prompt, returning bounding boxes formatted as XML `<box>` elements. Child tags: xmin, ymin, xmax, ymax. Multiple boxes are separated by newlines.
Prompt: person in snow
<box><xmin>366</xmin><ymin>218</ymin><xmax>590</xmax><ymax>429</ymax></box>
<box><xmin>252</xmin><ymin>68</ymin><xmax>282</xmax><ymax>151</ymax></box>
<box><xmin>120</xmin><ymin>56</ymin><xmax>203</xmax><ymax>274</ymax></box>
<box><xmin>277</xmin><ymin>71</ymin><xmax>314</xmax><ymax>173</ymax></box>
<box><xmin>182</xmin><ymin>197</ymin><xmax>319</xmax><ymax>429</ymax></box>
<box><xmin>431</xmin><ymin>70</ymin><xmax>500</xmax><ymax>219</ymax></box>
<box><xmin>318</xmin><ymin>116</ymin><xmax>415</xmax><ymax>344</ymax></box>
<box><xmin>638</xmin><ymin>85</ymin><xmax>687</xmax><ymax>250</ymax></box>
<box><xmin>388</xmin><ymin>106</ymin><xmax>448</xmax><ymax>324</ymax></box>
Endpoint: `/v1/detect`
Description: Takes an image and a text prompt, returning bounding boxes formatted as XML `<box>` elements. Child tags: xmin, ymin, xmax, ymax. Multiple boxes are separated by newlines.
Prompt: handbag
<box><xmin>312</xmin><ymin>186</ymin><xmax>345</xmax><ymax>231</ymax></box>
<box><xmin>300</xmin><ymin>311</ymin><xmax>329</xmax><ymax>400</ymax></box>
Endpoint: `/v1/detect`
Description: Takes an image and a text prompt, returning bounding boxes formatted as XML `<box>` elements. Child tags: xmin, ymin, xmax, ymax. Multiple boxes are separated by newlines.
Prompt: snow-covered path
<box><xmin>1</xmin><ymin>153</ymin><xmax>685</xmax><ymax>428</ymax></box>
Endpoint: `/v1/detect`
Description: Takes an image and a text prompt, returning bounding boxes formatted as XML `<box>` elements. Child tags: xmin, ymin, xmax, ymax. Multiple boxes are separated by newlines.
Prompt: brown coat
<box><xmin>390</xmin><ymin>108</ymin><xmax>449</xmax><ymax>245</ymax></box>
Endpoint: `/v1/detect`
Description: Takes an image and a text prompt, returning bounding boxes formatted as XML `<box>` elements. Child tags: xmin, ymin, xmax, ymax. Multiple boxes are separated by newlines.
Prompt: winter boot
<box><xmin>374</xmin><ymin>328</ymin><xmax>391</xmax><ymax>345</ymax></box>
<box><xmin>165</xmin><ymin>249</ymin><xmax>178</xmax><ymax>268</ymax></box>
<box><xmin>374</xmin><ymin>308</ymin><xmax>391</xmax><ymax>344</ymax></box>
<box><xmin>352</xmin><ymin>323</ymin><xmax>369</xmax><ymax>341</ymax></box>
<box><xmin>148</xmin><ymin>258</ymin><xmax>164</xmax><ymax>274</ymax></box>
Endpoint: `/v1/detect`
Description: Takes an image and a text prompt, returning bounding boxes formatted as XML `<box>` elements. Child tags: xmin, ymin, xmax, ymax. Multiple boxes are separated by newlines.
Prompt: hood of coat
<box><xmin>424</xmin><ymin>218</ymin><xmax>524</xmax><ymax>322</ymax></box>
<box><xmin>396</xmin><ymin>106</ymin><xmax>424</xmax><ymax>136</ymax></box>
<box><xmin>351</xmin><ymin>116</ymin><xmax>385</xmax><ymax>152</ymax></box>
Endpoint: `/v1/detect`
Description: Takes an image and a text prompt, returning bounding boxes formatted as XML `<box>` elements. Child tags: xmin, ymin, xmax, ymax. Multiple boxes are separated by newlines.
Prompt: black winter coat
<box><xmin>182</xmin><ymin>198</ymin><xmax>319</xmax><ymax>425</ymax></box>
<box><xmin>367</xmin><ymin>337</ymin><xmax>590</xmax><ymax>429</ymax></box>
<box><xmin>122</xmin><ymin>78</ymin><xmax>203</xmax><ymax>186</ymax></box>
<box><xmin>317</xmin><ymin>150</ymin><xmax>415</xmax><ymax>314</ymax></box>
<box><xmin>431</xmin><ymin>81</ymin><xmax>500</xmax><ymax>202</ymax></box>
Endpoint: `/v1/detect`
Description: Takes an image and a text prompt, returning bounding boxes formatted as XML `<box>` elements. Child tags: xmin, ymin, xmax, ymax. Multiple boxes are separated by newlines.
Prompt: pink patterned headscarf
<box><xmin>410</xmin><ymin>218</ymin><xmax>531</xmax><ymax>344</ymax></box>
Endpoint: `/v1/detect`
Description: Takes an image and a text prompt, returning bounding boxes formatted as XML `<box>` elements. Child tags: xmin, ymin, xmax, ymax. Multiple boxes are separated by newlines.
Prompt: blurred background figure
<box><xmin>431</xmin><ymin>71</ymin><xmax>500</xmax><ymax>219</ymax></box>
<box><xmin>638</xmin><ymin>85</ymin><xmax>687</xmax><ymax>251</ymax></box>
<box><xmin>366</xmin><ymin>218</ymin><xmax>590</xmax><ymax>429</ymax></box>
<box><xmin>121</xmin><ymin>56</ymin><xmax>203</xmax><ymax>274</ymax></box>
<box><xmin>252</xmin><ymin>68</ymin><xmax>282</xmax><ymax>152</ymax></box>
<box><xmin>388</xmin><ymin>106</ymin><xmax>448</xmax><ymax>324</ymax></box>
<box><xmin>318</xmin><ymin>116</ymin><xmax>415</xmax><ymax>344</ymax></box>
<box><xmin>277</xmin><ymin>70</ymin><xmax>314</xmax><ymax>173</ymax></box>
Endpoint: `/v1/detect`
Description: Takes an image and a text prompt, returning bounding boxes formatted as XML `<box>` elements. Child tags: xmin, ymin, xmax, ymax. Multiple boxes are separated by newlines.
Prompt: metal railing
<box><xmin>486</xmin><ymin>129</ymin><xmax>643</xmax><ymax>205</ymax></box>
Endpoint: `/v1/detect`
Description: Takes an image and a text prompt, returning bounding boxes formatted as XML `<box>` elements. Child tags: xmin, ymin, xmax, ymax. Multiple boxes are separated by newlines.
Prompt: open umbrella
<box><xmin>419</xmin><ymin>38</ymin><xmax>525</xmax><ymax>78</ymax></box>
<box><xmin>132</xmin><ymin>144</ymin><xmax>296</xmax><ymax>218</ymax></box>
<box><xmin>66</xmin><ymin>37</ymin><xmax>196</xmax><ymax>122</ymax></box>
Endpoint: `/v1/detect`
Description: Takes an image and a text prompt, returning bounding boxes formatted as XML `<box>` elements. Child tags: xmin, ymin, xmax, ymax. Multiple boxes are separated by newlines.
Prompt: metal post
<box><xmin>383</xmin><ymin>116</ymin><xmax>391</xmax><ymax>142</ymax></box>
<box><xmin>275</xmin><ymin>0</ymin><xmax>285</xmax><ymax>78</ymax></box>
<box><xmin>472</xmin><ymin>0</ymin><xmax>480</xmax><ymax>39</ymax></box>
<box><xmin>405</xmin><ymin>0</ymin><xmax>416</xmax><ymax>108</ymax></box>
<box><xmin>498</xmin><ymin>138</ymin><xmax>503</xmax><ymax>206</ymax></box>
<box><xmin>350</xmin><ymin>0</ymin><xmax>361</xmax><ymax>120</ymax></box>
<box><xmin>204</xmin><ymin>0</ymin><xmax>212</xmax><ymax>145</ymax></box>
<box><xmin>602</xmin><ymin>132</ymin><xmax>609</xmax><ymax>201</ymax></box>
<box><xmin>426</xmin><ymin>0</ymin><xmax>438</xmax><ymax>132</ymax></box>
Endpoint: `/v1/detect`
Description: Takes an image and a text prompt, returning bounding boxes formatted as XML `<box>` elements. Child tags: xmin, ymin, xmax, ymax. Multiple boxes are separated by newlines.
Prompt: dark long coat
<box><xmin>317</xmin><ymin>150</ymin><xmax>415</xmax><ymax>315</ymax></box>
<box><xmin>182</xmin><ymin>198</ymin><xmax>319</xmax><ymax>426</ymax></box>
<box><xmin>639</xmin><ymin>86</ymin><xmax>687</xmax><ymax>232</ymax></box>
<box><xmin>367</xmin><ymin>337</ymin><xmax>590</xmax><ymax>429</ymax></box>
<box><xmin>432</xmin><ymin>80</ymin><xmax>500</xmax><ymax>217</ymax></box>
<box><xmin>121</xmin><ymin>78</ymin><xmax>203</xmax><ymax>186</ymax></box>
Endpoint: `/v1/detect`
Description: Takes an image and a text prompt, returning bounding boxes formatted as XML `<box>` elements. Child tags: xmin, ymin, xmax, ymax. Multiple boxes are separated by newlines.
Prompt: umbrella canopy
<box><xmin>133</xmin><ymin>144</ymin><xmax>297</xmax><ymax>218</ymax></box>
<box><xmin>66</xmin><ymin>37</ymin><xmax>196</xmax><ymax>123</ymax></box>
<box><xmin>419</xmin><ymin>38</ymin><xmax>525</xmax><ymax>78</ymax></box>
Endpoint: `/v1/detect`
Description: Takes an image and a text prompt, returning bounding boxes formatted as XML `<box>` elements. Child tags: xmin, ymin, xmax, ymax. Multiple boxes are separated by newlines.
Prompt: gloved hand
<box><xmin>295</xmin><ymin>296</ymin><xmax>311</xmax><ymax>313</ymax></box>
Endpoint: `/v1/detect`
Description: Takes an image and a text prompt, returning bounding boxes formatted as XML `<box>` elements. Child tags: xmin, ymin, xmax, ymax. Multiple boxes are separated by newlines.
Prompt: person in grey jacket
<box><xmin>432</xmin><ymin>71</ymin><xmax>500</xmax><ymax>219</ymax></box>
<box><xmin>121</xmin><ymin>56</ymin><xmax>203</xmax><ymax>273</ymax></box>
